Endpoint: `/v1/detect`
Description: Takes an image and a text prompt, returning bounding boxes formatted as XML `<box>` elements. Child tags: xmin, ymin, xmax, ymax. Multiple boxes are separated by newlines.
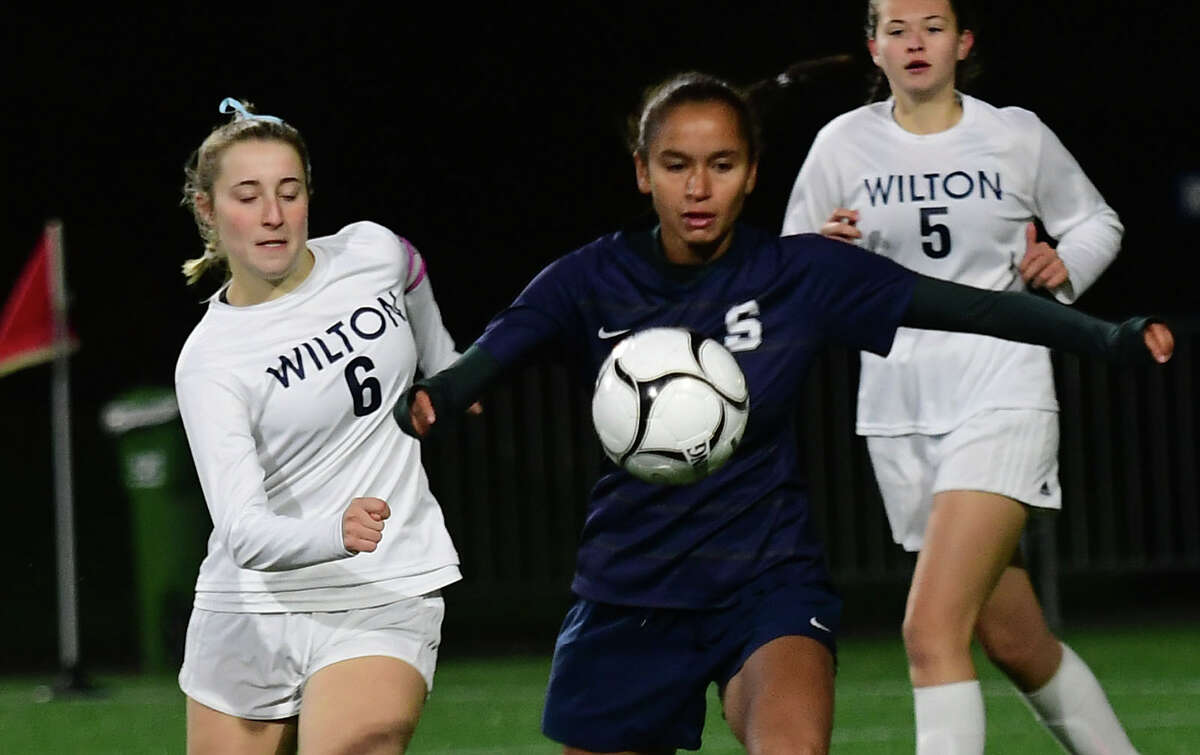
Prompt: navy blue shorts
<box><xmin>540</xmin><ymin>563</ymin><xmax>841</xmax><ymax>752</ymax></box>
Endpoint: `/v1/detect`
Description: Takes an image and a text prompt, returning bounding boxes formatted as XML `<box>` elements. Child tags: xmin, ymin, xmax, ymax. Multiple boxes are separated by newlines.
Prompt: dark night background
<box><xmin>2</xmin><ymin>1</ymin><xmax>1197</xmax><ymax>671</ymax></box>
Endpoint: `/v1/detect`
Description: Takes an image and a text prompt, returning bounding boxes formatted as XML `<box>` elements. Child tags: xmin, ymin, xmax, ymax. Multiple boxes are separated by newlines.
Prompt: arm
<box><xmin>399</xmin><ymin>237</ymin><xmax>460</xmax><ymax>375</ymax></box>
<box><xmin>394</xmin><ymin>344</ymin><xmax>502</xmax><ymax>438</ymax></box>
<box><xmin>394</xmin><ymin>254</ymin><xmax>585</xmax><ymax>438</ymax></box>
<box><xmin>902</xmin><ymin>274</ymin><xmax>1172</xmax><ymax>364</ymax></box>
<box><xmin>176</xmin><ymin>373</ymin><xmax>353</xmax><ymax>571</ymax></box>
<box><xmin>1025</xmin><ymin>117</ymin><xmax>1123</xmax><ymax>302</ymax></box>
<box><xmin>782</xmin><ymin>126</ymin><xmax>851</xmax><ymax>237</ymax></box>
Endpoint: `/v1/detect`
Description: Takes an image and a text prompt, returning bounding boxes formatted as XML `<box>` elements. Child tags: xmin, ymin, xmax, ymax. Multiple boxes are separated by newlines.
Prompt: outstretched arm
<box><xmin>902</xmin><ymin>274</ymin><xmax>1173</xmax><ymax>364</ymax></box>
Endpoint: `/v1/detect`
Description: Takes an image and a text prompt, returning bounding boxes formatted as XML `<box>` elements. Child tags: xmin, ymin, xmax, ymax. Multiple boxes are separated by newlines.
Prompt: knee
<box><xmin>901</xmin><ymin>616</ymin><xmax>937</xmax><ymax>670</ymax></box>
<box><xmin>901</xmin><ymin>613</ymin><xmax>971</xmax><ymax>670</ymax></box>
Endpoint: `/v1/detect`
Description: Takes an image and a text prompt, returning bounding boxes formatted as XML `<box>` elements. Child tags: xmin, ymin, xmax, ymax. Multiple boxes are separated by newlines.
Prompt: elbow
<box><xmin>225</xmin><ymin>528</ymin><xmax>285</xmax><ymax>572</ymax></box>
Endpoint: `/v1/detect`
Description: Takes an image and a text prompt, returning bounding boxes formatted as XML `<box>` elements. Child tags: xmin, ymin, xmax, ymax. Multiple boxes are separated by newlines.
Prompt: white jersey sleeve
<box><xmin>782</xmin><ymin>122</ymin><xmax>846</xmax><ymax>235</ymax></box>
<box><xmin>1028</xmin><ymin>118</ymin><xmax>1123</xmax><ymax>303</ymax></box>
<box><xmin>397</xmin><ymin>236</ymin><xmax>460</xmax><ymax>375</ymax></box>
<box><xmin>176</xmin><ymin>368</ymin><xmax>351</xmax><ymax>571</ymax></box>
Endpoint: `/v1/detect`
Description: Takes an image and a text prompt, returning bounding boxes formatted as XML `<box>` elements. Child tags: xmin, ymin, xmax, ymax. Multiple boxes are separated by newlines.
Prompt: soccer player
<box><xmin>782</xmin><ymin>1</ymin><xmax>1142</xmax><ymax>753</ymax></box>
<box><xmin>174</xmin><ymin>98</ymin><xmax>470</xmax><ymax>754</ymax></box>
<box><xmin>398</xmin><ymin>73</ymin><xmax>1170</xmax><ymax>755</ymax></box>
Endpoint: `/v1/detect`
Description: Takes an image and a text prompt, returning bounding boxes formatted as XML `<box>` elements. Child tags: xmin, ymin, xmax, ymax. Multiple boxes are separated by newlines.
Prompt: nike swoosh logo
<box><xmin>810</xmin><ymin>616</ymin><xmax>831</xmax><ymax>633</ymax></box>
<box><xmin>598</xmin><ymin>327</ymin><xmax>632</xmax><ymax>339</ymax></box>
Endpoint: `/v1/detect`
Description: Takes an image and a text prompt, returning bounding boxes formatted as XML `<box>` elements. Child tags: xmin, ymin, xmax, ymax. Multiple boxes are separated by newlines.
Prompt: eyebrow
<box><xmin>658</xmin><ymin>149</ymin><xmax>740</xmax><ymax>160</ymax></box>
<box><xmin>886</xmin><ymin>14</ymin><xmax>948</xmax><ymax>24</ymax></box>
<box><xmin>232</xmin><ymin>176</ymin><xmax>303</xmax><ymax>189</ymax></box>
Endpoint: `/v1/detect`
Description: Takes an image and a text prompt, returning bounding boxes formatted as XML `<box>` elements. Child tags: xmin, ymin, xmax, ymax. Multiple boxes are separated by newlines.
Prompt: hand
<box><xmin>343</xmin><ymin>496</ymin><xmax>390</xmax><ymax>554</ymax></box>
<box><xmin>467</xmin><ymin>401</ymin><xmax>483</xmax><ymax>415</ymax></box>
<box><xmin>1144</xmin><ymin>322</ymin><xmax>1174</xmax><ymax>364</ymax></box>
<box><xmin>1019</xmin><ymin>223</ymin><xmax>1069</xmax><ymax>290</ymax></box>
<box><xmin>818</xmin><ymin>208</ymin><xmax>861</xmax><ymax>243</ymax></box>
<box><xmin>409</xmin><ymin>389</ymin><xmax>437</xmax><ymax>438</ymax></box>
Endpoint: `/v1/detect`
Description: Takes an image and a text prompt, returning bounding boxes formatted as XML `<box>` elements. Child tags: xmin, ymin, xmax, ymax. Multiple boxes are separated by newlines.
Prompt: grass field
<box><xmin>2</xmin><ymin>623</ymin><xmax>1197</xmax><ymax>754</ymax></box>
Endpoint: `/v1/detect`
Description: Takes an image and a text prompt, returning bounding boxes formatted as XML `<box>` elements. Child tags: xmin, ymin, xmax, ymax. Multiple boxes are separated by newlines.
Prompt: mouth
<box><xmin>905</xmin><ymin>60</ymin><xmax>931</xmax><ymax>73</ymax></box>
<box><xmin>682</xmin><ymin>212</ymin><xmax>716</xmax><ymax>230</ymax></box>
<box><xmin>256</xmin><ymin>239</ymin><xmax>288</xmax><ymax>248</ymax></box>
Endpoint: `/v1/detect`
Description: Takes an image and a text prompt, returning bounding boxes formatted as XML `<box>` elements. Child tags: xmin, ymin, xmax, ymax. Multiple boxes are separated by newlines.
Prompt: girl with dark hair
<box><xmin>402</xmin><ymin>71</ymin><xmax>1168</xmax><ymax>754</ymax></box>
<box><xmin>784</xmin><ymin>1</ymin><xmax>1141</xmax><ymax>752</ymax></box>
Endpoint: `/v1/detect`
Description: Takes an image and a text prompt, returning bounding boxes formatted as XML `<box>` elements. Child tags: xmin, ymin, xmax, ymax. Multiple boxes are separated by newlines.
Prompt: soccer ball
<box><xmin>592</xmin><ymin>327</ymin><xmax>749</xmax><ymax>485</ymax></box>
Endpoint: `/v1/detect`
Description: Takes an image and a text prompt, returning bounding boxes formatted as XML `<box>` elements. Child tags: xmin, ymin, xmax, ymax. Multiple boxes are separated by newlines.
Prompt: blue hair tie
<box><xmin>218</xmin><ymin>97</ymin><xmax>284</xmax><ymax>124</ymax></box>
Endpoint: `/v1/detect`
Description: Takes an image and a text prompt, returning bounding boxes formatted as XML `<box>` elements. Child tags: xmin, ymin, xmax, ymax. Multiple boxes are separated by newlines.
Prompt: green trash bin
<box><xmin>102</xmin><ymin>387</ymin><xmax>208</xmax><ymax>673</ymax></box>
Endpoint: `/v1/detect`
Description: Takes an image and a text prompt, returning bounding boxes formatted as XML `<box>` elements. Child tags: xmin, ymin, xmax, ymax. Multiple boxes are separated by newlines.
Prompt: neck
<box><xmin>227</xmin><ymin>248</ymin><xmax>315</xmax><ymax>306</ymax></box>
<box><xmin>660</xmin><ymin>230</ymin><xmax>734</xmax><ymax>267</ymax></box>
<box><xmin>891</xmin><ymin>86</ymin><xmax>963</xmax><ymax>135</ymax></box>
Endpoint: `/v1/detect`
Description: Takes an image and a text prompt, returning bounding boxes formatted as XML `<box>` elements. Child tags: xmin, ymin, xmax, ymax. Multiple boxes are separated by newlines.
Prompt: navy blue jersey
<box><xmin>475</xmin><ymin>223</ymin><xmax>916</xmax><ymax>608</ymax></box>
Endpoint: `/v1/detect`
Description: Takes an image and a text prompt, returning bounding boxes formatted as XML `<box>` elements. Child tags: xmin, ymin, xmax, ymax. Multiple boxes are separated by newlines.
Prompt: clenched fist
<box><xmin>343</xmin><ymin>496</ymin><xmax>391</xmax><ymax>554</ymax></box>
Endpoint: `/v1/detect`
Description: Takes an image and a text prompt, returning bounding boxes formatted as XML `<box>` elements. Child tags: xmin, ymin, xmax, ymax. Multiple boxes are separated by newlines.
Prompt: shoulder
<box><xmin>778</xmin><ymin>231</ymin><xmax>852</xmax><ymax>264</ymax></box>
<box><xmin>777</xmin><ymin>232</ymin><xmax>910</xmax><ymax>283</ymax></box>
<box><xmin>513</xmin><ymin>229</ymin><xmax>638</xmax><ymax>300</ymax></box>
<box><xmin>312</xmin><ymin>220</ymin><xmax>403</xmax><ymax>255</ymax></box>
<box><xmin>552</xmin><ymin>230</ymin><xmax>630</xmax><ymax>272</ymax></box>
<box><xmin>174</xmin><ymin>310</ymin><xmax>232</xmax><ymax>388</ymax></box>
<box><xmin>310</xmin><ymin>220</ymin><xmax>412</xmax><ymax>280</ymax></box>
<box><xmin>811</xmin><ymin>103</ymin><xmax>888</xmax><ymax>148</ymax></box>
<box><xmin>965</xmin><ymin>95</ymin><xmax>1047</xmax><ymax>135</ymax></box>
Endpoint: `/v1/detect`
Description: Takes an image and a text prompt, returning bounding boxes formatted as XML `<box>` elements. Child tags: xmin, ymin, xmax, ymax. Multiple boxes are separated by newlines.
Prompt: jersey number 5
<box><xmin>345</xmin><ymin>356</ymin><xmax>382</xmax><ymax>417</ymax></box>
<box><xmin>920</xmin><ymin>206</ymin><xmax>952</xmax><ymax>259</ymax></box>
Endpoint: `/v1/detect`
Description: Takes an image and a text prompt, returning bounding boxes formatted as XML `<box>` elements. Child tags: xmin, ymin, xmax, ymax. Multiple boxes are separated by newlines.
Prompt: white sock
<box><xmin>1024</xmin><ymin>643</ymin><xmax>1139</xmax><ymax>754</ymax></box>
<box><xmin>913</xmin><ymin>680</ymin><xmax>985</xmax><ymax>755</ymax></box>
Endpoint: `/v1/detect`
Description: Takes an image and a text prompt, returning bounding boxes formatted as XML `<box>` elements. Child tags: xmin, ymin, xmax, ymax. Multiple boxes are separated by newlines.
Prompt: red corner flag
<box><xmin>0</xmin><ymin>222</ymin><xmax>78</xmax><ymax>377</ymax></box>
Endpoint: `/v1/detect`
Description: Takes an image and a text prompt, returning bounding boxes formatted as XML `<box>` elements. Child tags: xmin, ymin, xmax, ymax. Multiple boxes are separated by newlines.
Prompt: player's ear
<box><xmin>744</xmin><ymin>160</ymin><xmax>759</xmax><ymax>195</ymax></box>
<box><xmin>956</xmin><ymin>29</ymin><xmax>975</xmax><ymax>61</ymax></box>
<box><xmin>195</xmin><ymin>192</ymin><xmax>214</xmax><ymax>224</ymax></box>
<box><xmin>634</xmin><ymin>153</ymin><xmax>652</xmax><ymax>195</ymax></box>
<box><xmin>867</xmin><ymin>38</ymin><xmax>881</xmax><ymax>67</ymax></box>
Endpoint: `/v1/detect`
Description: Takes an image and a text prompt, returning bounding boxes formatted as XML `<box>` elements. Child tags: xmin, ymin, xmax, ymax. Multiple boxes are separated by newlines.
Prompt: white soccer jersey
<box><xmin>783</xmin><ymin>94</ymin><xmax>1121</xmax><ymax>435</ymax></box>
<box><xmin>175</xmin><ymin>221</ymin><xmax>462</xmax><ymax>612</ymax></box>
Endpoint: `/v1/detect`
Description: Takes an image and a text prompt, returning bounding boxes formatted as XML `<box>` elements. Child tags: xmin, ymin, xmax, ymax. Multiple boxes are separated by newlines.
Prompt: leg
<box><xmin>721</xmin><ymin>635</ymin><xmax>835</xmax><ymax>755</ymax></box>
<box><xmin>297</xmin><ymin>656</ymin><xmax>427</xmax><ymax>755</ymax></box>
<box><xmin>905</xmin><ymin>490</ymin><xmax>1028</xmax><ymax>754</ymax></box>
<box><xmin>905</xmin><ymin>490</ymin><xmax>1028</xmax><ymax>686</ymax></box>
<box><xmin>976</xmin><ymin>568</ymin><xmax>1138</xmax><ymax>754</ymax></box>
<box><xmin>186</xmin><ymin>697</ymin><xmax>297</xmax><ymax>755</ymax></box>
<box><xmin>975</xmin><ymin>560</ymin><xmax>1062</xmax><ymax>692</ymax></box>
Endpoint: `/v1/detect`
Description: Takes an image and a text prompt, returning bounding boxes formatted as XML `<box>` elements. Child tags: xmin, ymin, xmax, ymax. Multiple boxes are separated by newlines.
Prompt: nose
<box><xmin>907</xmin><ymin>31</ymin><xmax>925</xmax><ymax>52</ymax></box>
<box><xmin>686</xmin><ymin>168</ymin><xmax>712</xmax><ymax>200</ymax></box>
<box><xmin>261</xmin><ymin>196</ymin><xmax>284</xmax><ymax>227</ymax></box>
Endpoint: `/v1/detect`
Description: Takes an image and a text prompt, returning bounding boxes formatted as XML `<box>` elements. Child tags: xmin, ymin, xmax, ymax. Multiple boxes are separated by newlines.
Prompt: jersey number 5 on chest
<box><xmin>920</xmin><ymin>206</ymin><xmax>952</xmax><ymax>259</ymax></box>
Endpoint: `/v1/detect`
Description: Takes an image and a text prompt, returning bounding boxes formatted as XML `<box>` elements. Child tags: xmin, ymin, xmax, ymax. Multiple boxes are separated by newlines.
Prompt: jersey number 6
<box><xmin>920</xmin><ymin>206</ymin><xmax>952</xmax><ymax>259</ymax></box>
<box><xmin>345</xmin><ymin>356</ymin><xmax>382</xmax><ymax>417</ymax></box>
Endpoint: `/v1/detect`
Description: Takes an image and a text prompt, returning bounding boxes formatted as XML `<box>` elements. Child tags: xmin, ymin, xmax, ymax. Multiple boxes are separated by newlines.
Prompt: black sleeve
<box><xmin>901</xmin><ymin>274</ymin><xmax>1159</xmax><ymax>365</ymax></box>
<box><xmin>392</xmin><ymin>344</ymin><xmax>502</xmax><ymax>439</ymax></box>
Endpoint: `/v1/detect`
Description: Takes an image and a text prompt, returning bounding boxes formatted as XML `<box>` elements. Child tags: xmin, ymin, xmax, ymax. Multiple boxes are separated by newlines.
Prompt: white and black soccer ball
<box><xmin>592</xmin><ymin>327</ymin><xmax>749</xmax><ymax>485</ymax></box>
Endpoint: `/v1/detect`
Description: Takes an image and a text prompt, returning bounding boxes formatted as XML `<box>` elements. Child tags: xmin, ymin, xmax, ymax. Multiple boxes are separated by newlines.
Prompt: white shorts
<box><xmin>867</xmin><ymin>409</ymin><xmax>1061</xmax><ymax>552</ymax></box>
<box><xmin>178</xmin><ymin>593</ymin><xmax>444</xmax><ymax>721</ymax></box>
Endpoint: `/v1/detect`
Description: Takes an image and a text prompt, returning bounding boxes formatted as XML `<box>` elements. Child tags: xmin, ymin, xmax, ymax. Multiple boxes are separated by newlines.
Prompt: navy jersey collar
<box><xmin>621</xmin><ymin>220</ymin><xmax>761</xmax><ymax>284</ymax></box>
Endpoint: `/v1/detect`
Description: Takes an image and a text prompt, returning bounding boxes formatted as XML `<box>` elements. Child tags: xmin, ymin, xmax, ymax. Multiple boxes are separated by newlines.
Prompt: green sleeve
<box><xmin>901</xmin><ymin>274</ymin><xmax>1158</xmax><ymax>365</ymax></box>
<box><xmin>392</xmin><ymin>344</ymin><xmax>502</xmax><ymax>439</ymax></box>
